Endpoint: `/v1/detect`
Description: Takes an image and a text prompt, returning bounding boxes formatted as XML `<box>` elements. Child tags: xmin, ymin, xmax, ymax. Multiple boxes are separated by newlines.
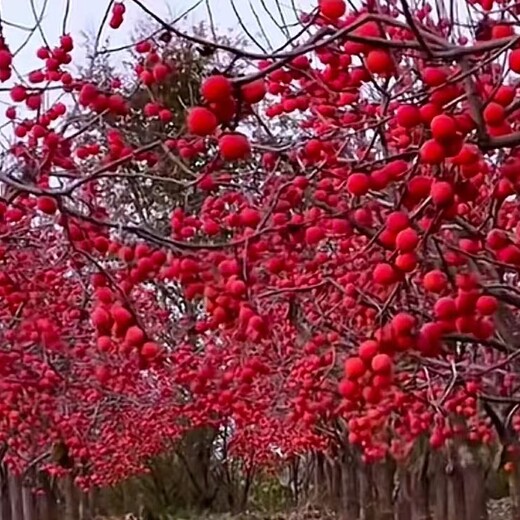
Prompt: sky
<box><xmin>3</xmin><ymin>0</ymin><xmax>315</xmax><ymax>75</ymax></box>
<box><xmin>0</xmin><ymin>0</ymin><xmax>313</xmax><ymax>139</ymax></box>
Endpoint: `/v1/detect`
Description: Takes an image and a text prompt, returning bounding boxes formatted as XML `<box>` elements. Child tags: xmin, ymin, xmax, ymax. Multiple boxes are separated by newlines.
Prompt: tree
<box><xmin>4</xmin><ymin>0</ymin><xmax>520</xmax><ymax>518</ymax></box>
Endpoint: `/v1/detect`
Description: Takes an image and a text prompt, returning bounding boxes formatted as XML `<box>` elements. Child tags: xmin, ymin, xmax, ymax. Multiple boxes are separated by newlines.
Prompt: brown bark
<box><xmin>0</xmin><ymin>468</ymin><xmax>11</xmax><ymax>520</ymax></box>
<box><xmin>460</xmin><ymin>445</ymin><xmax>488</xmax><ymax>520</ymax></box>
<box><xmin>373</xmin><ymin>459</ymin><xmax>394</xmax><ymax>520</ymax></box>
<box><xmin>8</xmin><ymin>474</ymin><xmax>23</xmax><ymax>520</ymax></box>
<box><xmin>341</xmin><ymin>448</ymin><xmax>359</xmax><ymax>520</ymax></box>
<box><xmin>429</xmin><ymin>452</ymin><xmax>447</xmax><ymax>520</ymax></box>
<box><xmin>395</xmin><ymin>470</ymin><xmax>412</xmax><ymax>520</ymax></box>
<box><xmin>63</xmin><ymin>475</ymin><xmax>77</xmax><ymax>520</ymax></box>
<box><xmin>21</xmin><ymin>483</ymin><xmax>34</xmax><ymax>520</ymax></box>
<box><xmin>508</xmin><ymin>465</ymin><xmax>520</xmax><ymax>520</ymax></box>
<box><xmin>359</xmin><ymin>463</ymin><xmax>375</xmax><ymax>520</ymax></box>
<box><xmin>446</xmin><ymin>464</ymin><xmax>465</xmax><ymax>520</ymax></box>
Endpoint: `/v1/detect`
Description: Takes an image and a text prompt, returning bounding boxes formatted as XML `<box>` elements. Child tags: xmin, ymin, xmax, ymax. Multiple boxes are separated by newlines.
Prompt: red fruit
<box><xmin>347</xmin><ymin>173</ymin><xmax>370</xmax><ymax>196</ymax></box>
<box><xmin>509</xmin><ymin>49</ymin><xmax>520</xmax><ymax>74</ymax></box>
<box><xmin>95</xmin><ymin>366</ymin><xmax>110</xmax><ymax>384</ymax></box>
<box><xmin>420</xmin><ymin>139</ymin><xmax>445</xmax><ymax>164</ymax></box>
<box><xmin>218</xmin><ymin>133</ymin><xmax>251</xmax><ymax>161</ymax></box>
<box><xmin>434</xmin><ymin>297</ymin><xmax>457</xmax><ymax>319</ymax></box>
<box><xmin>392</xmin><ymin>312</ymin><xmax>415</xmax><ymax>335</ymax></box>
<box><xmin>111</xmin><ymin>306</ymin><xmax>133</xmax><ymax>328</ymax></box>
<box><xmin>431</xmin><ymin>181</ymin><xmax>454</xmax><ymax>206</ymax></box>
<box><xmin>125</xmin><ymin>326</ymin><xmax>145</xmax><ymax>345</ymax></box>
<box><xmin>10</xmin><ymin>85</ymin><xmax>26</xmax><ymax>102</ymax></box>
<box><xmin>486</xmin><ymin>229</ymin><xmax>508</xmax><ymax>250</ymax></box>
<box><xmin>395</xmin><ymin>228</ymin><xmax>419</xmax><ymax>252</ymax></box>
<box><xmin>359</xmin><ymin>340</ymin><xmax>379</xmax><ymax>362</ymax></box>
<box><xmin>229</xmin><ymin>280</ymin><xmax>246</xmax><ymax>296</ymax></box>
<box><xmin>201</xmin><ymin>75</ymin><xmax>232</xmax><ymax>102</ymax></box>
<box><xmin>396</xmin><ymin>105</ymin><xmax>421</xmax><ymax>128</ymax></box>
<box><xmin>395</xmin><ymin>252</ymin><xmax>417</xmax><ymax>272</ymax></box>
<box><xmin>141</xmin><ymin>341</ymin><xmax>161</xmax><ymax>359</ymax></box>
<box><xmin>483</xmin><ymin>102</ymin><xmax>505</xmax><ymax>126</ymax></box>
<box><xmin>387</xmin><ymin>211</ymin><xmax>409</xmax><ymax>232</ymax></box>
<box><xmin>423</xmin><ymin>67</ymin><xmax>448</xmax><ymax>87</ymax></box>
<box><xmin>476</xmin><ymin>295</ymin><xmax>498</xmax><ymax>315</ymax></box>
<box><xmin>60</xmin><ymin>34</ymin><xmax>73</xmax><ymax>52</ymax></box>
<box><xmin>37</xmin><ymin>196</ymin><xmax>57</xmax><ymax>214</ymax></box>
<box><xmin>344</xmin><ymin>357</ymin><xmax>366</xmax><ymax>379</ymax></box>
<box><xmin>430</xmin><ymin>114</ymin><xmax>457</xmax><ymax>141</ymax></box>
<box><xmin>371</xmin><ymin>353</ymin><xmax>392</xmax><ymax>374</ymax></box>
<box><xmin>366</xmin><ymin>50</ymin><xmax>394</xmax><ymax>75</ymax></box>
<box><xmin>239</xmin><ymin>207</ymin><xmax>261</xmax><ymax>227</ymax></box>
<box><xmin>305</xmin><ymin>226</ymin><xmax>325</xmax><ymax>245</ymax></box>
<box><xmin>240</xmin><ymin>79</ymin><xmax>266</xmax><ymax>104</ymax></box>
<box><xmin>373</xmin><ymin>263</ymin><xmax>396</xmax><ymax>285</ymax></box>
<box><xmin>319</xmin><ymin>0</ymin><xmax>346</xmax><ymax>19</ymax></box>
<box><xmin>153</xmin><ymin>63</ymin><xmax>170</xmax><ymax>83</ymax></box>
<box><xmin>91</xmin><ymin>308</ymin><xmax>111</xmax><ymax>330</ymax></box>
<box><xmin>186</xmin><ymin>107</ymin><xmax>218</xmax><ymax>136</ymax></box>
<box><xmin>423</xmin><ymin>270</ymin><xmax>448</xmax><ymax>293</ymax></box>
<box><xmin>339</xmin><ymin>378</ymin><xmax>358</xmax><ymax>398</ymax></box>
<box><xmin>0</xmin><ymin>50</ymin><xmax>12</xmax><ymax>69</ymax></box>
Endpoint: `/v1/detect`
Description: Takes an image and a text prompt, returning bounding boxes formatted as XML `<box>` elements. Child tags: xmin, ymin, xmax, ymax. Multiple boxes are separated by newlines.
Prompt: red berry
<box><xmin>339</xmin><ymin>378</ymin><xmax>358</xmax><ymax>398</ymax></box>
<box><xmin>60</xmin><ymin>34</ymin><xmax>74</xmax><ymax>52</ymax></box>
<box><xmin>201</xmin><ymin>75</ymin><xmax>232</xmax><ymax>102</ymax></box>
<box><xmin>305</xmin><ymin>226</ymin><xmax>325</xmax><ymax>245</ymax></box>
<box><xmin>420</xmin><ymin>139</ymin><xmax>445</xmax><ymax>164</ymax></box>
<box><xmin>347</xmin><ymin>173</ymin><xmax>370</xmax><ymax>196</ymax></box>
<box><xmin>0</xmin><ymin>50</ymin><xmax>12</xmax><ymax>69</ymax></box>
<box><xmin>344</xmin><ymin>357</ymin><xmax>366</xmax><ymax>379</ymax></box>
<box><xmin>141</xmin><ymin>342</ymin><xmax>161</xmax><ymax>359</ymax></box>
<box><xmin>483</xmin><ymin>102</ymin><xmax>505</xmax><ymax>126</ymax></box>
<box><xmin>371</xmin><ymin>353</ymin><xmax>392</xmax><ymax>374</ymax></box>
<box><xmin>392</xmin><ymin>312</ymin><xmax>415</xmax><ymax>335</ymax></box>
<box><xmin>395</xmin><ymin>228</ymin><xmax>419</xmax><ymax>252</ymax></box>
<box><xmin>373</xmin><ymin>263</ymin><xmax>396</xmax><ymax>285</ymax></box>
<box><xmin>366</xmin><ymin>50</ymin><xmax>394</xmax><ymax>75</ymax></box>
<box><xmin>423</xmin><ymin>67</ymin><xmax>447</xmax><ymax>87</ymax></box>
<box><xmin>423</xmin><ymin>270</ymin><xmax>448</xmax><ymax>293</ymax></box>
<box><xmin>111</xmin><ymin>306</ymin><xmax>133</xmax><ymax>328</ymax></box>
<box><xmin>319</xmin><ymin>0</ymin><xmax>346</xmax><ymax>19</ymax></box>
<box><xmin>434</xmin><ymin>297</ymin><xmax>457</xmax><ymax>319</ymax></box>
<box><xmin>510</xmin><ymin>49</ymin><xmax>520</xmax><ymax>73</ymax></box>
<box><xmin>431</xmin><ymin>181</ymin><xmax>454</xmax><ymax>206</ymax></box>
<box><xmin>10</xmin><ymin>85</ymin><xmax>27</xmax><ymax>103</ymax></box>
<box><xmin>386</xmin><ymin>211</ymin><xmax>409</xmax><ymax>233</ymax></box>
<box><xmin>218</xmin><ymin>133</ymin><xmax>251</xmax><ymax>161</ymax></box>
<box><xmin>186</xmin><ymin>107</ymin><xmax>218</xmax><ymax>136</ymax></box>
<box><xmin>476</xmin><ymin>295</ymin><xmax>498</xmax><ymax>315</ymax></box>
<box><xmin>430</xmin><ymin>114</ymin><xmax>457</xmax><ymax>141</ymax></box>
<box><xmin>396</xmin><ymin>105</ymin><xmax>421</xmax><ymax>128</ymax></box>
<box><xmin>125</xmin><ymin>326</ymin><xmax>145</xmax><ymax>345</ymax></box>
<box><xmin>240</xmin><ymin>79</ymin><xmax>266</xmax><ymax>104</ymax></box>
<box><xmin>359</xmin><ymin>340</ymin><xmax>379</xmax><ymax>362</ymax></box>
<box><xmin>37</xmin><ymin>196</ymin><xmax>57</xmax><ymax>215</ymax></box>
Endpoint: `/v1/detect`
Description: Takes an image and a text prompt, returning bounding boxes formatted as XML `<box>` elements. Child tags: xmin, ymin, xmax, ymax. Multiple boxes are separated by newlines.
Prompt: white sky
<box><xmin>3</xmin><ymin>0</ymin><xmax>314</xmax><ymax>74</ymax></box>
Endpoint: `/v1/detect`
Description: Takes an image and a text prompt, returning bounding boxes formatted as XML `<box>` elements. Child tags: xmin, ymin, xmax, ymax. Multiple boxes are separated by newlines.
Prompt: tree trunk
<box><xmin>63</xmin><ymin>475</ymin><xmax>77</xmax><ymax>520</ymax></box>
<box><xmin>429</xmin><ymin>452</ymin><xmax>447</xmax><ymax>520</ymax></box>
<box><xmin>8</xmin><ymin>474</ymin><xmax>23</xmax><ymax>520</ymax></box>
<box><xmin>0</xmin><ymin>468</ymin><xmax>11</xmax><ymax>520</ymax></box>
<box><xmin>359</xmin><ymin>463</ymin><xmax>375</xmax><ymax>520</ymax></box>
<box><xmin>446</xmin><ymin>463</ymin><xmax>465</xmax><ymax>520</ymax></box>
<box><xmin>21</xmin><ymin>484</ymin><xmax>34</xmax><ymax>520</ymax></box>
<box><xmin>341</xmin><ymin>449</ymin><xmax>359</xmax><ymax>520</ymax></box>
<box><xmin>395</xmin><ymin>469</ymin><xmax>411</xmax><ymax>520</ymax></box>
<box><xmin>313</xmin><ymin>453</ymin><xmax>326</xmax><ymax>502</ymax></box>
<box><xmin>373</xmin><ymin>459</ymin><xmax>394</xmax><ymax>520</ymax></box>
<box><xmin>508</xmin><ymin>464</ymin><xmax>520</xmax><ymax>520</ymax></box>
<box><xmin>410</xmin><ymin>470</ymin><xmax>430</xmax><ymax>520</ymax></box>
<box><xmin>459</xmin><ymin>445</ymin><xmax>488</xmax><ymax>520</ymax></box>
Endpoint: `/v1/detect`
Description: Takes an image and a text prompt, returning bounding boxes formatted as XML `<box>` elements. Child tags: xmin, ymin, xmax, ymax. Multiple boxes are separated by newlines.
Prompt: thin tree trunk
<box><xmin>395</xmin><ymin>470</ymin><xmax>412</xmax><ymax>520</ymax></box>
<box><xmin>373</xmin><ymin>459</ymin><xmax>394</xmax><ymax>520</ymax></box>
<box><xmin>359</xmin><ymin>463</ymin><xmax>375</xmax><ymax>520</ymax></box>
<box><xmin>0</xmin><ymin>466</ymin><xmax>11</xmax><ymax>520</ymax></box>
<box><xmin>410</xmin><ymin>470</ymin><xmax>430</xmax><ymax>520</ymax></box>
<box><xmin>341</xmin><ymin>448</ymin><xmax>359</xmax><ymax>520</ymax></box>
<box><xmin>429</xmin><ymin>452</ymin><xmax>447</xmax><ymax>520</ymax></box>
<box><xmin>459</xmin><ymin>445</ymin><xmax>488</xmax><ymax>520</ymax></box>
<box><xmin>63</xmin><ymin>475</ymin><xmax>77</xmax><ymax>520</ymax></box>
<box><xmin>8</xmin><ymin>474</ymin><xmax>23</xmax><ymax>520</ymax></box>
<box><xmin>21</xmin><ymin>484</ymin><xmax>34</xmax><ymax>520</ymax></box>
<box><xmin>446</xmin><ymin>464</ymin><xmax>465</xmax><ymax>520</ymax></box>
<box><xmin>508</xmin><ymin>464</ymin><xmax>520</xmax><ymax>520</ymax></box>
